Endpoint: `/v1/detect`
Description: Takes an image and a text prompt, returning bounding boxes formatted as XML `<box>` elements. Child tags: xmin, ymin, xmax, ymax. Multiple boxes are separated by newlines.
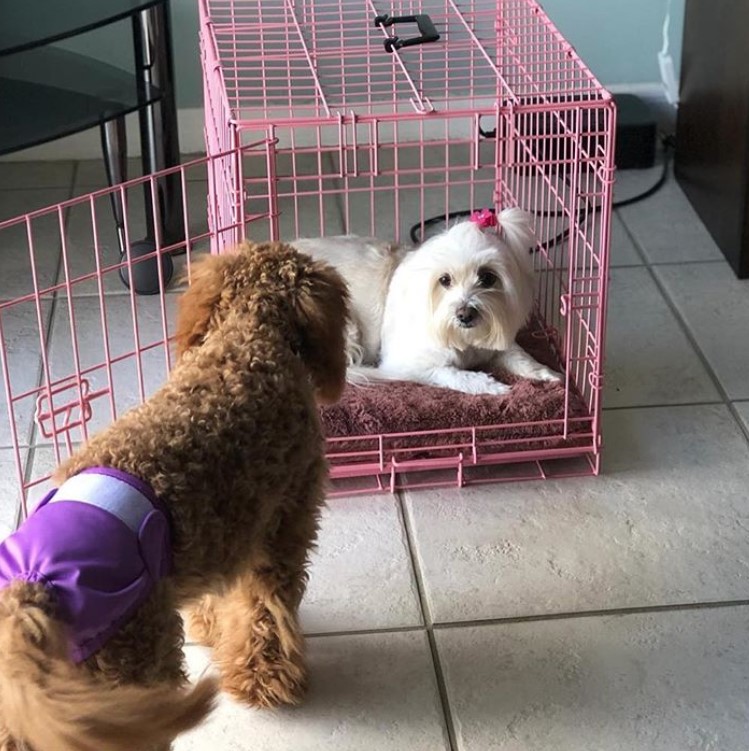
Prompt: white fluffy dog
<box><xmin>293</xmin><ymin>208</ymin><xmax>562</xmax><ymax>396</ymax></box>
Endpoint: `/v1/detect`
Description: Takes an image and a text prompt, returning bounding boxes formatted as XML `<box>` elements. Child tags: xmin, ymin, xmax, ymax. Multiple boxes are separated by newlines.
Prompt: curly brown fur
<box><xmin>0</xmin><ymin>582</ymin><xmax>216</xmax><ymax>751</ymax></box>
<box><xmin>0</xmin><ymin>241</ymin><xmax>350</xmax><ymax>750</ymax></box>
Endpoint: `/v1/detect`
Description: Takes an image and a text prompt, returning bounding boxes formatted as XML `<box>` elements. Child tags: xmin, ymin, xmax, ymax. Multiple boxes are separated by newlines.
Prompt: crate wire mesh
<box><xmin>203</xmin><ymin>0</ymin><xmax>604</xmax><ymax>118</ymax></box>
<box><xmin>0</xmin><ymin>0</ymin><xmax>615</xmax><ymax>516</ymax></box>
<box><xmin>0</xmin><ymin>156</ymin><xmax>237</xmax><ymax>521</ymax></box>
<box><xmin>199</xmin><ymin>0</ymin><xmax>616</xmax><ymax>493</ymax></box>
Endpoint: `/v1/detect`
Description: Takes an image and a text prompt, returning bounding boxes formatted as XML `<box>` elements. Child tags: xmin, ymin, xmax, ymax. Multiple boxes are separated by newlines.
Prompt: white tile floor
<box><xmin>1</xmin><ymin>156</ymin><xmax>749</xmax><ymax>750</ymax></box>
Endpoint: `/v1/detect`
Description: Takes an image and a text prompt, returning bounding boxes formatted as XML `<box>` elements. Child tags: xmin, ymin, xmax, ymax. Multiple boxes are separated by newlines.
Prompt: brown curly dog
<box><xmin>0</xmin><ymin>241</ymin><xmax>350</xmax><ymax>751</ymax></box>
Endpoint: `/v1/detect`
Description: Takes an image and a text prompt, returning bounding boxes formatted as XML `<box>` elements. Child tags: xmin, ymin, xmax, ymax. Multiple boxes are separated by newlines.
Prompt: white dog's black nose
<box><xmin>456</xmin><ymin>305</ymin><xmax>478</xmax><ymax>327</ymax></box>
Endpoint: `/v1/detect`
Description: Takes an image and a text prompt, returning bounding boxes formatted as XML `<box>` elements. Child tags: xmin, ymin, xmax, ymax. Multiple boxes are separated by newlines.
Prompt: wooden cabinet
<box><xmin>675</xmin><ymin>0</ymin><xmax>749</xmax><ymax>278</ymax></box>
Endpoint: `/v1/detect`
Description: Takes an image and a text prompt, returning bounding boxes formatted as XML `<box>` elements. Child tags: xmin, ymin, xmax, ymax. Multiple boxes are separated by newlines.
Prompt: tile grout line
<box><xmin>603</xmin><ymin>398</ymin><xmax>724</xmax><ymax>413</ymax></box>
<box><xmin>616</xmin><ymin>207</ymin><xmax>749</xmax><ymax>450</ymax></box>
<box><xmin>431</xmin><ymin>597</ymin><xmax>749</xmax><ymax>631</ymax></box>
<box><xmin>612</xmin><ymin>208</ymin><xmax>648</xmax><ymax>266</ymax></box>
<box><xmin>646</xmin><ymin>269</ymin><xmax>749</xmax><ymax>447</ymax></box>
<box><xmin>394</xmin><ymin>490</ymin><xmax>460</xmax><ymax>751</ymax></box>
<box><xmin>299</xmin><ymin>596</ymin><xmax>749</xmax><ymax>642</ymax></box>
<box><xmin>732</xmin><ymin>405</ymin><xmax>749</xmax><ymax>447</ymax></box>
<box><xmin>614</xmin><ymin>191</ymin><xmax>725</xmax><ymax>270</ymax></box>
<box><xmin>648</xmin><ymin>258</ymin><xmax>726</xmax><ymax>267</ymax></box>
<box><xmin>304</xmin><ymin>624</ymin><xmax>425</xmax><ymax>640</ymax></box>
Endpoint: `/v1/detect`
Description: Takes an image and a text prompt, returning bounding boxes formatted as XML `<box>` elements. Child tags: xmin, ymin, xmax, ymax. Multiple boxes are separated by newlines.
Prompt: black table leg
<box><xmin>100</xmin><ymin>117</ymin><xmax>128</xmax><ymax>258</ymax></box>
<box><xmin>126</xmin><ymin>0</ymin><xmax>180</xmax><ymax>294</ymax></box>
<box><xmin>134</xmin><ymin>1</ymin><xmax>183</xmax><ymax>239</ymax></box>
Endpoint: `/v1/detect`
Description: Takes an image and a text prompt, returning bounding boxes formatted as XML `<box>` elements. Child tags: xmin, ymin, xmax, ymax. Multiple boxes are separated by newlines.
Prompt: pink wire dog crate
<box><xmin>0</xmin><ymin>0</ymin><xmax>614</xmax><ymax>518</ymax></box>
<box><xmin>199</xmin><ymin>0</ymin><xmax>616</xmax><ymax>493</ymax></box>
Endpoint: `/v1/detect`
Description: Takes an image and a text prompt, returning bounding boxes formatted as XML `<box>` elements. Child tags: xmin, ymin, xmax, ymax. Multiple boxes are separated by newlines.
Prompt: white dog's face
<box><xmin>416</xmin><ymin>213</ymin><xmax>535</xmax><ymax>352</ymax></box>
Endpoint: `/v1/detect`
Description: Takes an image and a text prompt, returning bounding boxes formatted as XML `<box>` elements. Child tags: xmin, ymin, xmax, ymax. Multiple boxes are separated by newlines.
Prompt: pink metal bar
<box><xmin>283</xmin><ymin>0</ymin><xmax>333</xmax><ymax>117</ymax></box>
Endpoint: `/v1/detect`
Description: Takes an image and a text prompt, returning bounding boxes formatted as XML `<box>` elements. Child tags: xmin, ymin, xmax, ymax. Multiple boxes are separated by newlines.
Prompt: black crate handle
<box><xmin>374</xmin><ymin>13</ymin><xmax>440</xmax><ymax>52</ymax></box>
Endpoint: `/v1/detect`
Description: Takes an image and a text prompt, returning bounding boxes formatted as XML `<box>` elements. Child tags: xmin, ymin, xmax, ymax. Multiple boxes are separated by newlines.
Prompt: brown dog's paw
<box><xmin>222</xmin><ymin>650</ymin><xmax>307</xmax><ymax>708</ymax></box>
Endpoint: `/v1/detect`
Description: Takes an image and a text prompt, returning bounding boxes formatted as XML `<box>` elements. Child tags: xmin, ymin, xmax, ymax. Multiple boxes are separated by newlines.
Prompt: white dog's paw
<box><xmin>530</xmin><ymin>366</ymin><xmax>564</xmax><ymax>383</ymax></box>
<box><xmin>432</xmin><ymin>369</ymin><xmax>511</xmax><ymax>396</ymax></box>
<box><xmin>479</xmin><ymin>379</ymin><xmax>513</xmax><ymax>396</ymax></box>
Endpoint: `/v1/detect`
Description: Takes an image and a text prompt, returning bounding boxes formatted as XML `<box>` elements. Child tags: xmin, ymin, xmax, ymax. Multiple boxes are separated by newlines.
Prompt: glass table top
<box><xmin>0</xmin><ymin>0</ymin><xmax>162</xmax><ymax>56</ymax></box>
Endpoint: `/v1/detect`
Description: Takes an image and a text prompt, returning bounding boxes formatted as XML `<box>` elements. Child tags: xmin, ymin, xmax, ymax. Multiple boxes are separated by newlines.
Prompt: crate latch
<box><xmin>374</xmin><ymin>13</ymin><xmax>440</xmax><ymax>52</ymax></box>
<box><xmin>35</xmin><ymin>379</ymin><xmax>95</xmax><ymax>439</ymax></box>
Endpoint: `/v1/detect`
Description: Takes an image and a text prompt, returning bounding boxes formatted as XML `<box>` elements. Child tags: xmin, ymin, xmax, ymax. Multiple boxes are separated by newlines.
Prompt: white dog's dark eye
<box><xmin>439</xmin><ymin>274</ymin><xmax>452</xmax><ymax>288</ymax></box>
<box><xmin>477</xmin><ymin>268</ymin><xmax>498</xmax><ymax>288</ymax></box>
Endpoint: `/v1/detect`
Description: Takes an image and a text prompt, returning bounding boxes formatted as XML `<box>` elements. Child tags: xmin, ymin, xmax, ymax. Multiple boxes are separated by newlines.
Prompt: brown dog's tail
<box><xmin>0</xmin><ymin>582</ymin><xmax>218</xmax><ymax>751</ymax></box>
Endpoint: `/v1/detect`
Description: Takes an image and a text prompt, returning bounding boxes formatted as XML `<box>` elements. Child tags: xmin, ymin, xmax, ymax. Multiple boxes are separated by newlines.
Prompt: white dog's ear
<box><xmin>497</xmin><ymin>208</ymin><xmax>535</xmax><ymax>270</ymax></box>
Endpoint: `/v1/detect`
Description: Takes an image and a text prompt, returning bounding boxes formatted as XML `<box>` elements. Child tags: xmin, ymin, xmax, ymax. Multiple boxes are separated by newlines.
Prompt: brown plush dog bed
<box><xmin>321</xmin><ymin>317</ymin><xmax>592</xmax><ymax>463</ymax></box>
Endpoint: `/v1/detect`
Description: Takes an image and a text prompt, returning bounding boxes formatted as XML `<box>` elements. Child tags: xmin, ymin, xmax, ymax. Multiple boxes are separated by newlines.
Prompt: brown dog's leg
<box><xmin>209</xmin><ymin>498</ymin><xmax>321</xmax><ymax>709</ymax></box>
<box><xmin>86</xmin><ymin>581</ymin><xmax>190</xmax><ymax>750</ymax></box>
<box><xmin>186</xmin><ymin>593</ymin><xmax>222</xmax><ymax>649</ymax></box>
<box><xmin>87</xmin><ymin>581</ymin><xmax>187</xmax><ymax>689</ymax></box>
<box><xmin>210</xmin><ymin>567</ymin><xmax>307</xmax><ymax>708</ymax></box>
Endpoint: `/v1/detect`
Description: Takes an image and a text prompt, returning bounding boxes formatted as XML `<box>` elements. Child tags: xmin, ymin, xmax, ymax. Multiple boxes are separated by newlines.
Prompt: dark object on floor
<box><xmin>675</xmin><ymin>0</ymin><xmax>749</xmax><ymax>279</ymax></box>
<box><xmin>614</xmin><ymin>93</ymin><xmax>657</xmax><ymax>170</ymax></box>
<box><xmin>321</xmin><ymin>318</ymin><xmax>591</xmax><ymax>459</ymax></box>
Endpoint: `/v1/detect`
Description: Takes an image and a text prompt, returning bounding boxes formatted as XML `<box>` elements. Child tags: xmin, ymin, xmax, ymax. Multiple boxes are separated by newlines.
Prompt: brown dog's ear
<box><xmin>174</xmin><ymin>254</ymin><xmax>227</xmax><ymax>358</ymax></box>
<box><xmin>295</xmin><ymin>260</ymin><xmax>350</xmax><ymax>405</ymax></box>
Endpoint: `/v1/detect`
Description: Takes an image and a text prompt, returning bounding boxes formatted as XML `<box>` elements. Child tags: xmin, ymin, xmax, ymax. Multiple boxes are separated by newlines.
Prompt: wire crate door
<box><xmin>0</xmin><ymin>144</ymin><xmax>271</xmax><ymax>518</ymax></box>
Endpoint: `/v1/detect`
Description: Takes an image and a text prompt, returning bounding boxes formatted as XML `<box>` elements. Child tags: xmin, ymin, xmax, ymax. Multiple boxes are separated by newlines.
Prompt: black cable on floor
<box><xmin>612</xmin><ymin>134</ymin><xmax>675</xmax><ymax>208</ymax></box>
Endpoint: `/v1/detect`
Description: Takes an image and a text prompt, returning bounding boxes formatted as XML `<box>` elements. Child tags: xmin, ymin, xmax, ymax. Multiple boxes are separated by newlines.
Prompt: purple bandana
<box><xmin>0</xmin><ymin>467</ymin><xmax>171</xmax><ymax>662</ymax></box>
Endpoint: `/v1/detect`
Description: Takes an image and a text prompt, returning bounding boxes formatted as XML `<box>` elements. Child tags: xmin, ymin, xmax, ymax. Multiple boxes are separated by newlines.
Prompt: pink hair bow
<box><xmin>469</xmin><ymin>208</ymin><xmax>498</xmax><ymax>232</ymax></box>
